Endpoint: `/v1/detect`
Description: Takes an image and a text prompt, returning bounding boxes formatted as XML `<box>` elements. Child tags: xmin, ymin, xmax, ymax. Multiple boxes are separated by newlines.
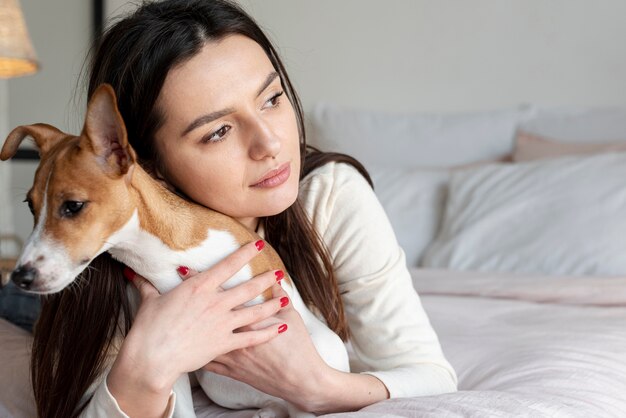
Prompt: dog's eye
<box><xmin>60</xmin><ymin>201</ymin><xmax>85</xmax><ymax>218</ymax></box>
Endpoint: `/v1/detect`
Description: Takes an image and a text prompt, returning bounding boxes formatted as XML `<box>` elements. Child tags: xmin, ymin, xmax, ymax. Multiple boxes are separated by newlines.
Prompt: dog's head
<box><xmin>0</xmin><ymin>85</ymin><xmax>138</xmax><ymax>293</ymax></box>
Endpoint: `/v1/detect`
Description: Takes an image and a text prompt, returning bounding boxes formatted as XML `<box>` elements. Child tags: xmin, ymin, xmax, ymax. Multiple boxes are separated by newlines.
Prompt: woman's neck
<box><xmin>236</xmin><ymin>216</ymin><xmax>260</xmax><ymax>233</ymax></box>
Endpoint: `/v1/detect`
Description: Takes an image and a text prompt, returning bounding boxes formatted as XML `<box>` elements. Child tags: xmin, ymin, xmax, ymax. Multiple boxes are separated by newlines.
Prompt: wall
<box><xmin>5</xmin><ymin>0</ymin><xmax>626</xmax><ymax>243</ymax></box>
<box><xmin>5</xmin><ymin>0</ymin><xmax>92</xmax><ymax>243</ymax></box>
<box><xmin>0</xmin><ymin>80</ymin><xmax>12</xmax><ymax>256</ymax></box>
<box><xmin>102</xmin><ymin>0</ymin><xmax>626</xmax><ymax>113</ymax></box>
<box><xmin>238</xmin><ymin>0</ymin><xmax>626</xmax><ymax>113</ymax></box>
<box><xmin>9</xmin><ymin>0</ymin><xmax>92</xmax><ymax>130</ymax></box>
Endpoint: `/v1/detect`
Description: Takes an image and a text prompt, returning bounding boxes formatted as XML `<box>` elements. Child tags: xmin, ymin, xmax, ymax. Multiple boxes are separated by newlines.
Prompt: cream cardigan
<box><xmin>81</xmin><ymin>162</ymin><xmax>458</xmax><ymax>417</ymax></box>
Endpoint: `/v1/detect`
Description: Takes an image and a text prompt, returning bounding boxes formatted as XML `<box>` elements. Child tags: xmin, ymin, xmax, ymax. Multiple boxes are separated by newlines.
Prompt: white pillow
<box><xmin>0</xmin><ymin>318</ymin><xmax>35</xmax><ymax>418</ymax></box>
<box><xmin>520</xmin><ymin>106</ymin><xmax>626</xmax><ymax>143</ymax></box>
<box><xmin>308</xmin><ymin>102</ymin><xmax>533</xmax><ymax>169</ymax></box>
<box><xmin>421</xmin><ymin>152</ymin><xmax>626</xmax><ymax>276</ymax></box>
<box><xmin>370</xmin><ymin>167</ymin><xmax>449</xmax><ymax>267</ymax></box>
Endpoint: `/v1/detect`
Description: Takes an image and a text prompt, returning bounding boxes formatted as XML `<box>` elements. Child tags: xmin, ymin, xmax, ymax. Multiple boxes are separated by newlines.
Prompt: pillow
<box><xmin>518</xmin><ymin>106</ymin><xmax>626</xmax><ymax>143</ymax></box>
<box><xmin>308</xmin><ymin>102</ymin><xmax>533</xmax><ymax>169</ymax></box>
<box><xmin>421</xmin><ymin>152</ymin><xmax>626</xmax><ymax>276</ymax></box>
<box><xmin>0</xmin><ymin>318</ymin><xmax>35</xmax><ymax>418</ymax></box>
<box><xmin>370</xmin><ymin>167</ymin><xmax>449</xmax><ymax>267</ymax></box>
<box><xmin>513</xmin><ymin>131</ymin><xmax>626</xmax><ymax>162</ymax></box>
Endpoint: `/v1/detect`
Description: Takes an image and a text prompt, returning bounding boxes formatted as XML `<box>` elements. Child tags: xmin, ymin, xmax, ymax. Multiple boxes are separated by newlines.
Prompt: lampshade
<box><xmin>0</xmin><ymin>0</ymin><xmax>38</xmax><ymax>78</ymax></box>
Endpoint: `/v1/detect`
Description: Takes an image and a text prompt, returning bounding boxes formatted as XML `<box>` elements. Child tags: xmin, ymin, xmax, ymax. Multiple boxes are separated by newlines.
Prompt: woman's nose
<box><xmin>248</xmin><ymin>118</ymin><xmax>281</xmax><ymax>160</ymax></box>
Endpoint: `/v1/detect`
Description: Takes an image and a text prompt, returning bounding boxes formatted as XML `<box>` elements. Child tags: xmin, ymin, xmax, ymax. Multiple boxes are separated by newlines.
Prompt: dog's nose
<box><xmin>11</xmin><ymin>265</ymin><xmax>38</xmax><ymax>290</ymax></box>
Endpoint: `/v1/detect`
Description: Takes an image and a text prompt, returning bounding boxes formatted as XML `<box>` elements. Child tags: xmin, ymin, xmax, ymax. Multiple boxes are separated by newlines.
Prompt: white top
<box><xmin>80</xmin><ymin>161</ymin><xmax>458</xmax><ymax>417</ymax></box>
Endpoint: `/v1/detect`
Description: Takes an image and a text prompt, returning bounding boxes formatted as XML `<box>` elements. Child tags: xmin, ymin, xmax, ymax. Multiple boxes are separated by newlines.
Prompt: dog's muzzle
<box><xmin>11</xmin><ymin>264</ymin><xmax>38</xmax><ymax>290</ymax></box>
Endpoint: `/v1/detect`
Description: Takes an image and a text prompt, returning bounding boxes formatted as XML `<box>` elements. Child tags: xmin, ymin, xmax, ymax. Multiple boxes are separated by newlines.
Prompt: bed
<box><xmin>2</xmin><ymin>103</ymin><xmax>626</xmax><ymax>417</ymax></box>
<box><xmin>192</xmin><ymin>270</ymin><xmax>626</xmax><ymax>417</ymax></box>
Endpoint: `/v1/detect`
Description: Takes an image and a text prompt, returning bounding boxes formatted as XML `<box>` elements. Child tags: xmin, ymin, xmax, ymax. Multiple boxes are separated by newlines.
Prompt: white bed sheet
<box><xmin>2</xmin><ymin>269</ymin><xmax>625</xmax><ymax>417</ymax></box>
<box><xmin>193</xmin><ymin>269</ymin><xmax>626</xmax><ymax>417</ymax></box>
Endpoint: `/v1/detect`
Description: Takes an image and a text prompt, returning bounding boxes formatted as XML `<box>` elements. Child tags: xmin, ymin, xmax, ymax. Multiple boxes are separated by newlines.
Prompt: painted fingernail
<box><xmin>177</xmin><ymin>266</ymin><xmax>189</xmax><ymax>276</ymax></box>
<box><xmin>278</xmin><ymin>324</ymin><xmax>288</xmax><ymax>334</ymax></box>
<box><xmin>123</xmin><ymin>266</ymin><xmax>135</xmax><ymax>281</ymax></box>
<box><xmin>280</xmin><ymin>297</ymin><xmax>289</xmax><ymax>307</ymax></box>
<box><xmin>255</xmin><ymin>240</ymin><xmax>265</xmax><ymax>251</ymax></box>
<box><xmin>275</xmin><ymin>270</ymin><xmax>284</xmax><ymax>281</ymax></box>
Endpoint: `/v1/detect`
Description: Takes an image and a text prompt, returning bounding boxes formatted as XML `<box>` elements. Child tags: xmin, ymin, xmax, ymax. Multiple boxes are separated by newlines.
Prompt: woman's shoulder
<box><xmin>300</xmin><ymin>160</ymin><xmax>369</xmax><ymax>191</ymax></box>
<box><xmin>299</xmin><ymin>161</ymin><xmax>374</xmax><ymax>228</ymax></box>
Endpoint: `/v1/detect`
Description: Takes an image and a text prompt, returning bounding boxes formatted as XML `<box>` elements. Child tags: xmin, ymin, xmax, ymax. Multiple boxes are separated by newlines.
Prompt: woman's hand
<box><xmin>107</xmin><ymin>240</ymin><xmax>287</xmax><ymax>418</ymax></box>
<box><xmin>202</xmin><ymin>280</ymin><xmax>390</xmax><ymax>414</ymax></box>
<box><xmin>200</xmin><ymin>282</ymin><xmax>336</xmax><ymax>412</ymax></box>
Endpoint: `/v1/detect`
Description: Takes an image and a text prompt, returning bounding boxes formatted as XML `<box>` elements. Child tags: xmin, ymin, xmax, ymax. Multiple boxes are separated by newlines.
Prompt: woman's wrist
<box><xmin>300</xmin><ymin>367</ymin><xmax>390</xmax><ymax>414</ymax></box>
<box><xmin>106</xmin><ymin>336</ymin><xmax>177</xmax><ymax>417</ymax></box>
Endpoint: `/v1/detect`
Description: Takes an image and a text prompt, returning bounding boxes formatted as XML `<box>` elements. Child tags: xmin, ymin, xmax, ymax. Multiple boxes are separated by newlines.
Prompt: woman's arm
<box><xmin>205</xmin><ymin>281</ymin><xmax>389</xmax><ymax>413</ymax></box>
<box><xmin>106</xmin><ymin>324</ymin><xmax>177</xmax><ymax>418</ymax></box>
<box><xmin>303</xmin><ymin>162</ymin><xmax>458</xmax><ymax>398</ymax></box>
<box><xmin>303</xmin><ymin>367</ymin><xmax>389</xmax><ymax>414</ymax></box>
<box><xmin>79</xmin><ymin>241</ymin><xmax>288</xmax><ymax>418</ymax></box>
<box><xmin>204</xmin><ymin>162</ymin><xmax>456</xmax><ymax>413</ymax></box>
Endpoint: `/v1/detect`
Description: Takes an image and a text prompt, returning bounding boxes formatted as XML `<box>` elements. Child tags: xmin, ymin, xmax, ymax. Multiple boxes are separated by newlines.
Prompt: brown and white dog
<box><xmin>0</xmin><ymin>84</ymin><xmax>349</xmax><ymax>418</ymax></box>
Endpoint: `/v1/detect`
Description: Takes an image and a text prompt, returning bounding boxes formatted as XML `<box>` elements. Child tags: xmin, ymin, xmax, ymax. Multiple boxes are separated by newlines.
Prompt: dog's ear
<box><xmin>0</xmin><ymin>123</ymin><xmax>67</xmax><ymax>161</ymax></box>
<box><xmin>84</xmin><ymin>84</ymin><xmax>137</xmax><ymax>175</ymax></box>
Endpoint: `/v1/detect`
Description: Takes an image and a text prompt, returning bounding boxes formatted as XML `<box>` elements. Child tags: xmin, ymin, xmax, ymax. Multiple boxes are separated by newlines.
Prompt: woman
<box><xmin>31</xmin><ymin>1</ymin><xmax>457</xmax><ymax>417</ymax></box>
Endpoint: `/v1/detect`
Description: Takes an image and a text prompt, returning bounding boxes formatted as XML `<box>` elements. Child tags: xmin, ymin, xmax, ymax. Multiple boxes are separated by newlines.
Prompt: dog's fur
<box><xmin>0</xmin><ymin>84</ymin><xmax>349</xmax><ymax>417</ymax></box>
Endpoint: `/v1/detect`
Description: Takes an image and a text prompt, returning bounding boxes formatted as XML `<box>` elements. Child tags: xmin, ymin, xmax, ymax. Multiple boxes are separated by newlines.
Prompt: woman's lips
<box><xmin>251</xmin><ymin>162</ymin><xmax>291</xmax><ymax>188</ymax></box>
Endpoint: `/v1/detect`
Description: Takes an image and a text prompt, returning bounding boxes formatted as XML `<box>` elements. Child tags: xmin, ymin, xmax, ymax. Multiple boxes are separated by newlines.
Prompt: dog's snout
<box><xmin>11</xmin><ymin>265</ymin><xmax>39</xmax><ymax>290</ymax></box>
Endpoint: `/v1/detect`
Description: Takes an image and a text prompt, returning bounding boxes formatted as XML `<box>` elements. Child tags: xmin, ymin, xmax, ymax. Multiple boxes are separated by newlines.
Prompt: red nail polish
<box><xmin>278</xmin><ymin>324</ymin><xmax>288</xmax><ymax>334</ymax></box>
<box><xmin>255</xmin><ymin>240</ymin><xmax>265</xmax><ymax>251</ymax></box>
<box><xmin>123</xmin><ymin>266</ymin><xmax>135</xmax><ymax>281</ymax></box>
<box><xmin>280</xmin><ymin>297</ymin><xmax>289</xmax><ymax>307</ymax></box>
<box><xmin>275</xmin><ymin>270</ymin><xmax>284</xmax><ymax>281</ymax></box>
<box><xmin>177</xmin><ymin>266</ymin><xmax>189</xmax><ymax>276</ymax></box>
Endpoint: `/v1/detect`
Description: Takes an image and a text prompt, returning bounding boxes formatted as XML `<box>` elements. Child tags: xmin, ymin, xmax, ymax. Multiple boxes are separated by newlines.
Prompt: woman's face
<box><xmin>153</xmin><ymin>35</ymin><xmax>301</xmax><ymax>229</ymax></box>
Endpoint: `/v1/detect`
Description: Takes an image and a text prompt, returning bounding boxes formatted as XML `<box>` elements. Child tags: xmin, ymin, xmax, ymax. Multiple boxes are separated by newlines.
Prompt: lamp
<box><xmin>0</xmin><ymin>0</ymin><xmax>38</xmax><ymax>78</ymax></box>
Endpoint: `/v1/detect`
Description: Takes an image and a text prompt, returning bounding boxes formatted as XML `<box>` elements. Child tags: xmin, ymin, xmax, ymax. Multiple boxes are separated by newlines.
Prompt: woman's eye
<box><xmin>202</xmin><ymin>125</ymin><xmax>230</xmax><ymax>143</ymax></box>
<box><xmin>264</xmin><ymin>91</ymin><xmax>284</xmax><ymax>108</ymax></box>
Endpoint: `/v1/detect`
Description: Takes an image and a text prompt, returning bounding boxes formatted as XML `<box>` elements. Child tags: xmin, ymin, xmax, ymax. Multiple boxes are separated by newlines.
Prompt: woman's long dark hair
<box><xmin>31</xmin><ymin>1</ymin><xmax>372</xmax><ymax>417</ymax></box>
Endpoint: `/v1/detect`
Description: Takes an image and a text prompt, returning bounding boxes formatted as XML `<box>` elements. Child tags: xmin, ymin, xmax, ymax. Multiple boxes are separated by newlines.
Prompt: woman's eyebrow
<box><xmin>256</xmin><ymin>71</ymin><xmax>279</xmax><ymax>97</ymax></box>
<box><xmin>182</xmin><ymin>108</ymin><xmax>234</xmax><ymax>137</ymax></box>
<box><xmin>181</xmin><ymin>71</ymin><xmax>280</xmax><ymax>137</ymax></box>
